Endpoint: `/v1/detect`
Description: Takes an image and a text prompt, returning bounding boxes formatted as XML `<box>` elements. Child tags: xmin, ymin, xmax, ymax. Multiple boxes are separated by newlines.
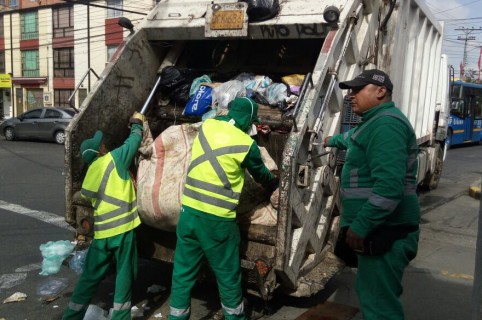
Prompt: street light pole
<box><xmin>455</xmin><ymin>27</ymin><xmax>481</xmax><ymax>80</ymax></box>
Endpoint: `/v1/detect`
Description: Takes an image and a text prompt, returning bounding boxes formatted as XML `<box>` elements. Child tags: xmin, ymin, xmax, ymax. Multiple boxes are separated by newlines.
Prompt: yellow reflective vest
<box><xmin>182</xmin><ymin>119</ymin><xmax>254</xmax><ymax>219</ymax></box>
<box><xmin>81</xmin><ymin>153</ymin><xmax>141</xmax><ymax>239</ymax></box>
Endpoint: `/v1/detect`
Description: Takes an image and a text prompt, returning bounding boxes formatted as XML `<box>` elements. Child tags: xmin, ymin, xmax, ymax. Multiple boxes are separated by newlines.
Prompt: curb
<box><xmin>469</xmin><ymin>179</ymin><xmax>481</xmax><ymax>200</ymax></box>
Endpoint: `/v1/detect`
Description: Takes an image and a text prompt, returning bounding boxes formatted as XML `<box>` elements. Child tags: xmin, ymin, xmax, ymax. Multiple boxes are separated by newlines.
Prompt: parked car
<box><xmin>0</xmin><ymin>107</ymin><xmax>76</xmax><ymax>144</ymax></box>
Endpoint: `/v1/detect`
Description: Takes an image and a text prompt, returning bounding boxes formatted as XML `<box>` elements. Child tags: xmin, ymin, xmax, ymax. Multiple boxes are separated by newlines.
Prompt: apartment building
<box><xmin>0</xmin><ymin>0</ymin><xmax>155</xmax><ymax>119</ymax></box>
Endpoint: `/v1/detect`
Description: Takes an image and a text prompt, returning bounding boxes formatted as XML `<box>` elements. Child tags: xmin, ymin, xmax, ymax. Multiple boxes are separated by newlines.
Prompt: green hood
<box><xmin>226</xmin><ymin>97</ymin><xmax>259</xmax><ymax>132</ymax></box>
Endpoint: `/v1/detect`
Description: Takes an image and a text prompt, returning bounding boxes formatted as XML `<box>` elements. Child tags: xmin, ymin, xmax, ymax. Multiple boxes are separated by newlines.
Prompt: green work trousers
<box><xmin>355</xmin><ymin>230</ymin><xmax>419</xmax><ymax>320</ymax></box>
<box><xmin>169</xmin><ymin>209</ymin><xmax>246</xmax><ymax>320</ymax></box>
<box><xmin>62</xmin><ymin>230</ymin><xmax>138</xmax><ymax>320</ymax></box>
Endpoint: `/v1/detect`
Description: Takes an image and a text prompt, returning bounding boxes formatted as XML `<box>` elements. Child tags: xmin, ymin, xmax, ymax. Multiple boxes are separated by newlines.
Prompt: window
<box><xmin>22</xmin><ymin>109</ymin><xmax>42</xmax><ymax>119</ymax></box>
<box><xmin>0</xmin><ymin>16</ymin><xmax>4</xmax><ymax>38</ymax></box>
<box><xmin>54</xmin><ymin>89</ymin><xmax>74</xmax><ymax>108</ymax></box>
<box><xmin>44</xmin><ymin>109</ymin><xmax>62</xmax><ymax>119</ymax></box>
<box><xmin>21</xmin><ymin>12</ymin><xmax>38</xmax><ymax>40</ymax></box>
<box><xmin>21</xmin><ymin>50</ymin><xmax>39</xmax><ymax>77</ymax></box>
<box><xmin>10</xmin><ymin>0</ymin><xmax>18</xmax><ymax>9</ymax></box>
<box><xmin>0</xmin><ymin>1</ymin><xmax>6</xmax><ymax>6</ymax></box>
<box><xmin>107</xmin><ymin>0</ymin><xmax>122</xmax><ymax>18</ymax></box>
<box><xmin>53</xmin><ymin>6</ymin><xmax>73</xmax><ymax>38</ymax></box>
<box><xmin>54</xmin><ymin>48</ymin><xmax>74</xmax><ymax>78</ymax></box>
<box><xmin>0</xmin><ymin>52</ymin><xmax>5</xmax><ymax>73</ymax></box>
<box><xmin>106</xmin><ymin>45</ymin><xmax>118</xmax><ymax>62</ymax></box>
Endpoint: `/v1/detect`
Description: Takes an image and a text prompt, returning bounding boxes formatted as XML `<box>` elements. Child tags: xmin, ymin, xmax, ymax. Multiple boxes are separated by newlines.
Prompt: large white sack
<box><xmin>136</xmin><ymin>122</ymin><xmax>278</xmax><ymax>231</ymax></box>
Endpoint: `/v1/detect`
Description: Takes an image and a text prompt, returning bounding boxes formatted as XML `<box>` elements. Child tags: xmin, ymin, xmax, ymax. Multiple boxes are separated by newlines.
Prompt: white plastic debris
<box><xmin>131</xmin><ymin>305</ymin><xmax>145</xmax><ymax>318</ymax></box>
<box><xmin>84</xmin><ymin>304</ymin><xmax>109</xmax><ymax>320</ymax></box>
<box><xmin>153</xmin><ymin>312</ymin><xmax>163</xmax><ymax>318</ymax></box>
<box><xmin>3</xmin><ymin>292</ymin><xmax>27</xmax><ymax>303</ymax></box>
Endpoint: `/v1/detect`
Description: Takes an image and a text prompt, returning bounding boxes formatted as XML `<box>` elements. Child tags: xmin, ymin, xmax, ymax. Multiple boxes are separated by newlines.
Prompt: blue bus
<box><xmin>447</xmin><ymin>80</ymin><xmax>482</xmax><ymax>147</ymax></box>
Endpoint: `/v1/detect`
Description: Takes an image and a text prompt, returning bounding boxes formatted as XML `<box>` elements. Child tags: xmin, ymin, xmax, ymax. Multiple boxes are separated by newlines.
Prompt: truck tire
<box><xmin>422</xmin><ymin>143</ymin><xmax>444</xmax><ymax>190</ymax></box>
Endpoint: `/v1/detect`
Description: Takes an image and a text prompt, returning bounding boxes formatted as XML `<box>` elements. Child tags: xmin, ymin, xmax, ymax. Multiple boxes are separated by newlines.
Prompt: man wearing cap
<box><xmin>325</xmin><ymin>69</ymin><xmax>420</xmax><ymax>320</ymax></box>
<box><xmin>63</xmin><ymin>112</ymin><xmax>145</xmax><ymax>320</ymax></box>
<box><xmin>169</xmin><ymin>97</ymin><xmax>279</xmax><ymax>320</ymax></box>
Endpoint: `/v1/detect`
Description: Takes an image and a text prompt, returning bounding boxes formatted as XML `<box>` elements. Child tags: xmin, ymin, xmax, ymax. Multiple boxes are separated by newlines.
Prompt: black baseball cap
<box><xmin>339</xmin><ymin>69</ymin><xmax>393</xmax><ymax>92</ymax></box>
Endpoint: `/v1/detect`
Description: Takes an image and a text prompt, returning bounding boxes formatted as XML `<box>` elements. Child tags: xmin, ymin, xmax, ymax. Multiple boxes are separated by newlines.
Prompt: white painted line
<box><xmin>15</xmin><ymin>263</ymin><xmax>42</xmax><ymax>273</ymax></box>
<box><xmin>0</xmin><ymin>273</ymin><xmax>27</xmax><ymax>290</ymax></box>
<box><xmin>0</xmin><ymin>200</ymin><xmax>73</xmax><ymax>231</ymax></box>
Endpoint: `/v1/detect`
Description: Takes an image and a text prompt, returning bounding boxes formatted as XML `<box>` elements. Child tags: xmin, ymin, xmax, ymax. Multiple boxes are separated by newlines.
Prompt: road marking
<box><xmin>15</xmin><ymin>263</ymin><xmax>42</xmax><ymax>273</ymax></box>
<box><xmin>0</xmin><ymin>273</ymin><xmax>27</xmax><ymax>290</ymax></box>
<box><xmin>440</xmin><ymin>270</ymin><xmax>474</xmax><ymax>281</ymax></box>
<box><xmin>0</xmin><ymin>200</ymin><xmax>73</xmax><ymax>231</ymax></box>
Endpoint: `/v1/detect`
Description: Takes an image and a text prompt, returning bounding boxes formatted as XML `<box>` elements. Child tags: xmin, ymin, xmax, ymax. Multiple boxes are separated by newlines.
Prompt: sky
<box><xmin>423</xmin><ymin>0</ymin><xmax>482</xmax><ymax>77</ymax></box>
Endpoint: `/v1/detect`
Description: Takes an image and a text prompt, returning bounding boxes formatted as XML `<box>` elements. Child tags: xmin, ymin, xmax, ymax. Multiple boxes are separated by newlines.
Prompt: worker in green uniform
<box><xmin>62</xmin><ymin>112</ymin><xmax>145</xmax><ymax>320</ymax></box>
<box><xmin>325</xmin><ymin>70</ymin><xmax>420</xmax><ymax>320</ymax></box>
<box><xmin>169</xmin><ymin>97</ymin><xmax>279</xmax><ymax>320</ymax></box>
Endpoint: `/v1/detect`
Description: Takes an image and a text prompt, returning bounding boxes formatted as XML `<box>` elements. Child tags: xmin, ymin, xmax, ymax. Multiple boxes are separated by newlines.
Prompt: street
<box><xmin>0</xmin><ymin>138</ymin><xmax>481</xmax><ymax>320</ymax></box>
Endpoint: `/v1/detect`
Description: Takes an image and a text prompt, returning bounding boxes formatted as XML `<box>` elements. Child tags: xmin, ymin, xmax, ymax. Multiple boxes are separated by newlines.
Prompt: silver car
<box><xmin>0</xmin><ymin>107</ymin><xmax>76</xmax><ymax>144</ymax></box>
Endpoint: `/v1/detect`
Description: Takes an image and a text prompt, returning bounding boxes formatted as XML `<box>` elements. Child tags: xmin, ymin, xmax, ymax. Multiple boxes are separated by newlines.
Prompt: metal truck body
<box><xmin>64</xmin><ymin>0</ymin><xmax>448</xmax><ymax>298</ymax></box>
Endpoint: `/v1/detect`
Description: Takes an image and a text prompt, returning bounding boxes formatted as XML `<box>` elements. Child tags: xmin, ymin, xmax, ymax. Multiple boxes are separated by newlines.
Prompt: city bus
<box><xmin>447</xmin><ymin>80</ymin><xmax>482</xmax><ymax>147</ymax></box>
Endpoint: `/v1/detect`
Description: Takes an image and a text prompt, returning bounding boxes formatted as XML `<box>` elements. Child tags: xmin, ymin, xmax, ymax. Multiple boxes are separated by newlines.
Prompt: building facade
<box><xmin>0</xmin><ymin>0</ymin><xmax>155</xmax><ymax>119</ymax></box>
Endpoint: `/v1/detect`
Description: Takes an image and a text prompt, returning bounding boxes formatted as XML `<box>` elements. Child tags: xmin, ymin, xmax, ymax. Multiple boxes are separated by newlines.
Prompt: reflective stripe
<box><xmin>184</xmin><ymin>187</ymin><xmax>238</xmax><ymax>211</ymax></box>
<box><xmin>113</xmin><ymin>301</ymin><xmax>131</xmax><ymax>310</ymax></box>
<box><xmin>91</xmin><ymin>200</ymin><xmax>136</xmax><ymax>223</ymax></box>
<box><xmin>186</xmin><ymin>176</ymin><xmax>241</xmax><ymax>199</ymax></box>
<box><xmin>81</xmin><ymin>159</ymin><xmax>138</xmax><ymax>225</ymax></box>
<box><xmin>132</xmin><ymin>128</ymin><xmax>142</xmax><ymax>136</ymax></box>
<box><xmin>342</xmin><ymin>186</ymin><xmax>418</xmax><ymax>199</ymax></box>
<box><xmin>189</xmin><ymin>126</ymin><xmax>250</xmax><ymax>191</ymax></box>
<box><xmin>197</xmin><ymin>127</ymin><xmax>232</xmax><ymax>190</ymax></box>
<box><xmin>341</xmin><ymin>188</ymin><xmax>372</xmax><ymax>198</ymax></box>
<box><xmin>349</xmin><ymin>168</ymin><xmax>358</xmax><ymax>187</ymax></box>
<box><xmin>68</xmin><ymin>301</ymin><xmax>87</xmax><ymax>311</ymax></box>
<box><xmin>222</xmin><ymin>301</ymin><xmax>244</xmax><ymax>315</ymax></box>
<box><xmin>351</xmin><ymin>111</ymin><xmax>412</xmax><ymax>140</ymax></box>
<box><xmin>170</xmin><ymin>306</ymin><xmax>191</xmax><ymax>317</ymax></box>
<box><xmin>368</xmin><ymin>194</ymin><xmax>399</xmax><ymax>211</ymax></box>
<box><xmin>94</xmin><ymin>210</ymin><xmax>139</xmax><ymax>232</ymax></box>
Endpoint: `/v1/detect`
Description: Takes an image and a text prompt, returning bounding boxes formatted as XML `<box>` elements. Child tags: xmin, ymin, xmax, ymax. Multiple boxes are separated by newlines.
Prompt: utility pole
<box><xmin>455</xmin><ymin>27</ymin><xmax>482</xmax><ymax>80</ymax></box>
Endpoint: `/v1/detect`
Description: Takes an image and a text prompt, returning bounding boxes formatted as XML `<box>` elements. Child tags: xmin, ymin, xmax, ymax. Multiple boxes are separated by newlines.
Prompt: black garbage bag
<box><xmin>240</xmin><ymin>0</ymin><xmax>280</xmax><ymax>22</ymax></box>
<box><xmin>159</xmin><ymin>66</ymin><xmax>186</xmax><ymax>91</ymax></box>
<box><xmin>158</xmin><ymin>66</ymin><xmax>194</xmax><ymax>106</ymax></box>
<box><xmin>170</xmin><ymin>83</ymin><xmax>191</xmax><ymax>106</ymax></box>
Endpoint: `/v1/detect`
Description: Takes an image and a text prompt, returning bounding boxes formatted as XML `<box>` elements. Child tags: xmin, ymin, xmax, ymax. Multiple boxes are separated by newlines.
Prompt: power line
<box><xmin>61</xmin><ymin>0</ymin><xmax>148</xmax><ymax>16</ymax></box>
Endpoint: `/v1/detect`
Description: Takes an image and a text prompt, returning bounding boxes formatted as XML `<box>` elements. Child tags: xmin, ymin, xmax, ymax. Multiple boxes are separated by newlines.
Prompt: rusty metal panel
<box><xmin>205</xmin><ymin>2</ymin><xmax>248</xmax><ymax>38</ymax></box>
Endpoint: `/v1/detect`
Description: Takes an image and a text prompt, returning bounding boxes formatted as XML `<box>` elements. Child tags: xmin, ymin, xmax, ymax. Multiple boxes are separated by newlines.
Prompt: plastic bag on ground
<box><xmin>39</xmin><ymin>240</ymin><xmax>75</xmax><ymax>276</ymax></box>
<box><xmin>36</xmin><ymin>277</ymin><xmax>69</xmax><ymax>298</ymax></box>
<box><xmin>84</xmin><ymin>304</ymin><xmax>110</xmax><ymax>320</ymax></box>
<box><xmin>69</xmin><ymin>248</ymin><xmax>89</xmax><ymax>274</ymax></box>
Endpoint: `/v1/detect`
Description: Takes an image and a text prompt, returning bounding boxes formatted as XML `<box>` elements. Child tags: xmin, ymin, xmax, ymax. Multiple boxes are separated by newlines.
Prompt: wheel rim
<box><xmin>55</xmin><ymin>131</ymin><xmax>65</xmax><ymax>144</ymax></box>
<box><xmin>5</xmin><ymin>128</ymin><xmax>14</xmax><ymax>140</ymax></box>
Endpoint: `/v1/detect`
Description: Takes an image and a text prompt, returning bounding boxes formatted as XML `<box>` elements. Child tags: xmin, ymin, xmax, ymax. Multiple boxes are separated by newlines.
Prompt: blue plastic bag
<box><xmin>184</xmin><ymin>85</ymin><xmax>213</xmax><ymax>116</ymax></box>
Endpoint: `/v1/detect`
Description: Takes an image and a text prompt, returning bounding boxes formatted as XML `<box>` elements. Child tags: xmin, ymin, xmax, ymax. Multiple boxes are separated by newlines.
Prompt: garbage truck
<box><xmin>64</xmin><ymin>0</ymin><xmax>449</xmax><ymax>299</ymax></box>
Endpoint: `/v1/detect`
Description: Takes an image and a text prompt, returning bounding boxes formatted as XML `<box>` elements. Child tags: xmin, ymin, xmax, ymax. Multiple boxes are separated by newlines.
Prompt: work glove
<box><xmin>129</xmin><ymin>111</ymin><xmax>146</xmax><ymax>126</ymax></box>
<box><xmin>263</xmin><ymin>170</ymin><xmax>280</xmax><ymax>193</ymax></box>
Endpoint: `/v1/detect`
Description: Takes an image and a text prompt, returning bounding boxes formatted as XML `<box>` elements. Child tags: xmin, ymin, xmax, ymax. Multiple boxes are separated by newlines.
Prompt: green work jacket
<box><xmin>327</xmin><ymin>101</ymin><xmax>420</xmax><ymax>238</ymax></box>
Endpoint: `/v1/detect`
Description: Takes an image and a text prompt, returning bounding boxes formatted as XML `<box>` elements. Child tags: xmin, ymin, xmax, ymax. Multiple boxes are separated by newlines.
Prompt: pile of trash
<box><xmin>157</xmin><ymin>66</ymin><xmax>305</xmax><ymax>123</ymax></box>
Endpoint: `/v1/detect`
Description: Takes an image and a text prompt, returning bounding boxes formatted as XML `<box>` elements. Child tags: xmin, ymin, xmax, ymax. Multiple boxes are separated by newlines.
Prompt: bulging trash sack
<box><xmin>39</xmin><ymin>240</ymin><xmax>75</xmax><ymax>276</ymax></box>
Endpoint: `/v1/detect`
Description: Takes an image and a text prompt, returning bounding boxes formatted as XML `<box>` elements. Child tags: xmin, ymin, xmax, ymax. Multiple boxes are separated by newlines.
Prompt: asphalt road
<box><xmin>0</xmin><ymin>139</ymin><xmax>481</xmax><ymax>320</ymax></box>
